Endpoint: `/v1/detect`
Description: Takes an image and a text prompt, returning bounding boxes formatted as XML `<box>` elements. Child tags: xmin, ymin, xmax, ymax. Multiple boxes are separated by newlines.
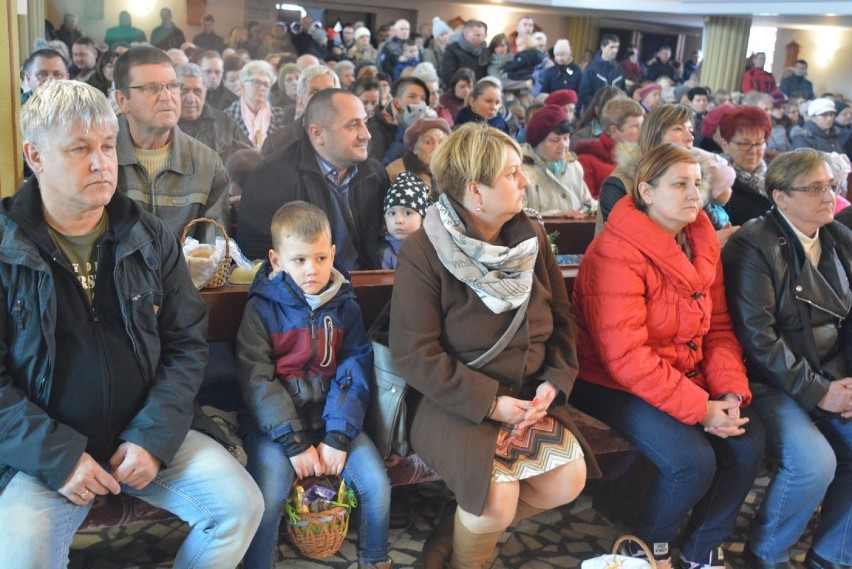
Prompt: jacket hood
<box><xmin>249</xmin><ymin>260</ymin><xmax>354</xmax><ymax>310</ymax></box>
<box><xmin>610</xmin><ymin>142</ymin><xmax>642</xmax><ymax>193</ymax></box>
<box><xmin>1</xmin><ymin>177</ymin><xmax>141</xmax><ymax>265</ymax></box>
<box><xmin>605</xmin><ymin>196</ymin><xmax>720</xmax><ymax>295</ymax></box>
<box><xmin>574</xmin><ymin>133</ymin><xmax>615</xmax><ymax>163</ymax></box>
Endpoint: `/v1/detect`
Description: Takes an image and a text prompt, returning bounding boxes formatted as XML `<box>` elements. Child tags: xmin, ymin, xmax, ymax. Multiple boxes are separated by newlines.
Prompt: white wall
<box><xmin>773</xmin><ymin>27</ymin><xmax>852</xmax><ymax>97</ymax></box>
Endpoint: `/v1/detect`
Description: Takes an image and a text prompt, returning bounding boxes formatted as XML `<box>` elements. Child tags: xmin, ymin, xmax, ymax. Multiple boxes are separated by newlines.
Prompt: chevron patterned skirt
<box><xmin>491</xmin><ymin>415</ymin><xmax>584</xmax><ymax>482</ymax></box>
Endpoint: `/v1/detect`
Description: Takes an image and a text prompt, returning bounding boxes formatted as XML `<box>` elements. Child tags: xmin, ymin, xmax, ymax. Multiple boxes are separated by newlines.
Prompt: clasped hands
<box><xmin>702</xmin><ymin>394</ymin><xmax>749</xmax><ymax>438</ymax></box>
<box><xmin>488</xmin><ymin>381</ymin><xmax>559</xmax><ymax>435</ymax></box>
<box><xmin>58</xmin><ymin>441</ymin><xmax>161</xmax><ymax>506</ymax></box>
<box><xmin>289</xmin><ymin>444</ymin><xmax>348</xmax><ymax>480</ymax></box>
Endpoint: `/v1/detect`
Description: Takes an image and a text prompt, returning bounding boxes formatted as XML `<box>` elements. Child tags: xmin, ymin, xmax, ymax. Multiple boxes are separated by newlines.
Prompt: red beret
<box><xmin>525</xmin><ymin>105</ymin><xmax>568</xmax><ymax>148</ymax></box>
<box><xmin>701</xmin><ymin>103</ymin><xmax>736</xmax><ymax>139</ymax></box>
<box><xmin>403</xmin><ymin>118</ymin><xmax>451</xmax><ymax>151</ymax></box>
<box><xmin>544</xmin><ymin>89</ymin><xmax>578</xmax><ymax>107</ymax></box>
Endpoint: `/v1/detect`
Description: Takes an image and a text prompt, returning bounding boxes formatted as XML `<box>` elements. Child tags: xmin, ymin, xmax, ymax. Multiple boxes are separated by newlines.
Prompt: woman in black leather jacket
<box><xmin>722</xmin><ymin>148</ymin><xmax>852</xmax><ymax>569</ymax></box>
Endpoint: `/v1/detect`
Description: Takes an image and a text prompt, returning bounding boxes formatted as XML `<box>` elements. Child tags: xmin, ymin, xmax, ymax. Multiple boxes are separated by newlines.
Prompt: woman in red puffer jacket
<box><xmin>570</xmin><ymin>144</ymin><xmax>765</xmax><ymax>569</ymax></box>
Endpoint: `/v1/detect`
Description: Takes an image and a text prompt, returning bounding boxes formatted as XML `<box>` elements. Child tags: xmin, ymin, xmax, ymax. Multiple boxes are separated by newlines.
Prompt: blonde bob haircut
<box><xmin>631</xmin><ymin>143</ymin><xmax>698</xmax><ymax>213</ymax></box>
<box><xmin>638</xmin><ymin>103</ymin><xmax>695</xmax><ymax>152</ymax></box>
<box><xmin>430</xmin><ymin>122</ymin><xmax>521</xmax><ymax>203</ymax></box>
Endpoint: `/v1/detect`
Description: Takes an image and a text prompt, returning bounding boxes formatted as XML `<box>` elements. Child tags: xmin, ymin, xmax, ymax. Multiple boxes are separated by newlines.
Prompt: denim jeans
<box><xmin>747</xmin><ymin>382</ymin><xmax>852</xmax><ymax>565</ymax></box>
<box><xmin>571</xmin><ymin>381</ymin><xmax>765</xmax><ymax>561</ymax></box>
<box><xmin>0</xmin><ymin>430</ymin><xmax>263</xmax><ymax>569</ymax></box>
<box><xmin>242</xmin><ymin>429</ymin><xmax>391</xmax><ymax>568</ymax></box>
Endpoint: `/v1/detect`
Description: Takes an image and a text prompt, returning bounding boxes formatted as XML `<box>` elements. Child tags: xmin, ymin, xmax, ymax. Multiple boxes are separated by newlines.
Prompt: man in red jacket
<box><xmin>575</xmin><ymin>98</ymin><xmax>643</xmax><ymax>197</ymax></box>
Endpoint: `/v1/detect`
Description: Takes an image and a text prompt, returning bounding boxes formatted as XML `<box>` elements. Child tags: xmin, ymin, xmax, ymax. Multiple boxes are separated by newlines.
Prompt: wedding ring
<box><xmin>79</xmin><ymin>489</ymin><xmax>90</xmax><ymax>499</ymax></box>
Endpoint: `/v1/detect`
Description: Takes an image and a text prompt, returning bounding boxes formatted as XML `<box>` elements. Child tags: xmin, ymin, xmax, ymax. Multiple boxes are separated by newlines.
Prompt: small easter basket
<box><xmin>180</xmin><ymin>217</ymin><xmax>231</xmax><ymax>289</ymax></box>
<box><xmin>285</xmin><ymin>475</ymin><xmax>356</xmax><ymax>559</ymax></box>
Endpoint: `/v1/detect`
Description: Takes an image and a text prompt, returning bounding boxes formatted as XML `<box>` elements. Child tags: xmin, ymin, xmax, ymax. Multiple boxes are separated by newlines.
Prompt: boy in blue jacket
<box><xmin>238</xmin><ymin>201</ymin><xmax>392</xmax><ymax>569</ymax></box>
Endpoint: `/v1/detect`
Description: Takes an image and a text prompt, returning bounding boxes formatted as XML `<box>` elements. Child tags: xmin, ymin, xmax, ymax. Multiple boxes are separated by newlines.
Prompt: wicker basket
<box><xmin>286</xmin><ymin>504</ymin><xmax>351</xmax><ymax>559</ymax></box>
<box><xmin>180</xmin><ymin>217</ymin><xmax>231</xmax><ymax>289</ymax></box>
<box><xmin>285</xmin><ymin>476</ymin><xmax>353</xmax><ymax>559</ymax></box>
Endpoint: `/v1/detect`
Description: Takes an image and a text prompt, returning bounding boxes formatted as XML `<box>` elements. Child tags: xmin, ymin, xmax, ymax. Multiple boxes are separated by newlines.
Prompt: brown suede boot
<box><xmin>449</xmin><ymin>511</ymin><xmax>503</xmax><ymax>569</ymax></box>
<box><xmin>422</xmin><ymin>500</ymin><xmax>456</xmax><ymax>569</ymax></box>
<box><xmin>510</xmin><ymin>498</ymin><xmax>547</xmax><ymax>527</ymax></box>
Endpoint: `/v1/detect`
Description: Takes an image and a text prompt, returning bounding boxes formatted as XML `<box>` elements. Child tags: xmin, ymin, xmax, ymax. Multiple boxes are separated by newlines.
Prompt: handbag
<box><xmin>364</xmin><ymin>295</ymin><xmax>531</xmax><ymax>460</ymax></box>
<box><xmin>580</xmin><ymin>535</ymin><xmax>656</xmax><ymax>569</ymax></box>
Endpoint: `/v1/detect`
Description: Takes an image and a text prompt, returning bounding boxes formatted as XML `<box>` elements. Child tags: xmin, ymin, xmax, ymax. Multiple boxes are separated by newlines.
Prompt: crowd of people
<box><xmin>3</xmin><ymin>8</ymin><xmax>852</xmax><ymax>569</ymax></box>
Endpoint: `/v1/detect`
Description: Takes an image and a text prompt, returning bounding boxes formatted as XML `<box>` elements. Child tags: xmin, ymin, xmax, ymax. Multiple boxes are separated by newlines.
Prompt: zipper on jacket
<box><xmin>115</xmin><ymin>249</ymin><xmax>151</xmax><ymax>386</ymax></box>
<box><xmin>309</xmin><ymin>310</ymin><xmax>318</xmax><ymax>363</ymax></box>
<box><xmin>795</xmin><ymin>295</ymin><xmax>848</xmax><ymax>320</ymax></box>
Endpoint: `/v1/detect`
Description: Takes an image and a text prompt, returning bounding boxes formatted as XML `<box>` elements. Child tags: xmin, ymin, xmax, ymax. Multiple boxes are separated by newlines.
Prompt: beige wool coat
<box><xmin>389</xmin><ymin>205</ymin><xmax>600</xmax><ymax>515</ymax></box>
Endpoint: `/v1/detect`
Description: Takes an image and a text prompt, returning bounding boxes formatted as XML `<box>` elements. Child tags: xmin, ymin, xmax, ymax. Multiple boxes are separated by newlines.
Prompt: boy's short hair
<box><xmin>270</xmin><ymin>201</ymin><xmax>332</xmax><ymax>252</ymax></box>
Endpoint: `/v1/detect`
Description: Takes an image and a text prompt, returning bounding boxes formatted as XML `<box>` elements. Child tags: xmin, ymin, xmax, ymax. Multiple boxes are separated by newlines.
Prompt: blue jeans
<box><xmin>571</xmin><ymin>381</ymin><xmax>765</xmax><ymax>561</ymax></box>
<box><xmin>242</xmin><ymin>429</ymin><xmax>390</xmax><ymax>568</ymax></box>
<box><xmin>0</xmin><ymin>430</ymin><xmax>263</xmax><ymax>569</ymax></box>
<box><xmin>747</xmin><ymin>382</ymin><xmax>852</xmax><ymax>565</ymax></box>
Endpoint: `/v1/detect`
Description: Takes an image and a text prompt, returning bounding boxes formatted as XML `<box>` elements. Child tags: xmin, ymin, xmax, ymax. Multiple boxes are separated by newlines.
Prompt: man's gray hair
<box><xmin>296</xmin><ymin>64</ymin><xmax>340</xmax><ymax>101</ymax></box>
<box><xmin>175</xmin><ymin>62</ymin><xmax>204</xmax><ymax>82</ymax></box>
<box><xmin>239</xmin><ymin>60</ymin><xmax>277</xmax><ymax>85</ymax></box>
<box><xmin>742</xmin><ymin>91</ymin><xmax>772</xmax><ymax>108</ymax></box>
<box><xmin>334</xmin><ymin>60</ymin><xmax>355</xmax><ymax>76</ymax></box>
<box><xmin>22</xmin><ymin>80</ymin><xmax>118</xmax><ymax>148</ymax></box>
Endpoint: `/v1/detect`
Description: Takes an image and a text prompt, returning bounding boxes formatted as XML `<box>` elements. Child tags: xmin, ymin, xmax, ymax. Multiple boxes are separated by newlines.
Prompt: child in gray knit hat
<box><xmin>378</xmin><ymin>171</ymin><xmax>430</xmax><ymax>269</ymax></box>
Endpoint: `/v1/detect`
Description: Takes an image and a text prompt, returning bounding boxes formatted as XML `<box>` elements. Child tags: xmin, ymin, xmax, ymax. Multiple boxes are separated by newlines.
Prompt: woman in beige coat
<box><xmin>390</xmin><ymin>123</ymin><xmax>598</xmax><ymax>569</ymax></box>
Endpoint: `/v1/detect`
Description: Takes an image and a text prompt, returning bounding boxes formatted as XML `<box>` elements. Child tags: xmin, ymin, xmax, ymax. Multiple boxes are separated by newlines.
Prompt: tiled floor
<box><xmin>69</xmin><ymin>474</ymin><xmax>814</xmax><ymax>568</ymax></box>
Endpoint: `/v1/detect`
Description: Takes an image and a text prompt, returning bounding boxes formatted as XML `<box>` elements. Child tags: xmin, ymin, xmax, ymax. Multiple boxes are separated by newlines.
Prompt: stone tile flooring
<box><xmin>69</xmin><ymin>474</ymin><xmax>815</xmax><ymax>568</ymax></box>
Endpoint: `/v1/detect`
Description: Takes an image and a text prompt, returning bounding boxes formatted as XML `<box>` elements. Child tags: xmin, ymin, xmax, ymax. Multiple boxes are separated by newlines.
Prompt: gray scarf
<box><xmin>423</xmin><ymin>194</ymin><xmax>538</xmax><ymax>313</ymax></box>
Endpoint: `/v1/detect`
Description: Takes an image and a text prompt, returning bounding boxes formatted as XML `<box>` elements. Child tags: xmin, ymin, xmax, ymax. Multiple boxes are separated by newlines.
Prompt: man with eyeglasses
<box><xmin>175</xmin><ymin>63</ymin><xmax>251</xmax><ymax>159</ymax></box>
<box><xmin>114</xmin><ymin>46</ymin><xmax>229</xmax><ymax>242</ymax></box>
<box><xmin>20</xmin><ymin>48</ymin><xmax>69</xmax><ymax>106</ymax></box>
<box><xmin>723</xmin><ymin>148</ymin><xmax>852</xmax><ymax>569</ymax></box>
<box><xmin>791</xmin><ymin>98</ymin><xmax>844</xmax><ymax>155</ymax></box>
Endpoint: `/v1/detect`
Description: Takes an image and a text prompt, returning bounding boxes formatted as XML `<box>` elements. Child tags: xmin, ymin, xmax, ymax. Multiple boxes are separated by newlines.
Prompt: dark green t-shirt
<box><xmin>48</xmin><ymin>213</ymin><xmax>108</xmax><ymax>305</ymax></box>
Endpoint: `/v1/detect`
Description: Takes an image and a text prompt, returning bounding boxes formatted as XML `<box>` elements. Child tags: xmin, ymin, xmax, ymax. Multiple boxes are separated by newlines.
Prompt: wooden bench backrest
<box><xmin>201</xmin><ymin>267</ymin><xmax>579</xmax><ymax>343</ymax></box>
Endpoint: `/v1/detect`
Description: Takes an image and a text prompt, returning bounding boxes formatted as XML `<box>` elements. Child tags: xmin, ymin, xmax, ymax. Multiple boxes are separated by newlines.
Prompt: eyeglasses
<box><xmin>243</xmin><ymin>79</ymin><xmax>271</xmax><ymax>89</ymax></box>
<box><xmin>729</xmin><ymin>140</ymin><xmax>767</xmax><ymax>151</ymax></box>
<box><xmin>127</xmin><ymin>82</ymin><xmax>183</xmax><ymax>96</ymax></box>
<box><xmin>789</xmin><ymin>182</ymin><xmax>839</xmax><ymax>196</ymax></box>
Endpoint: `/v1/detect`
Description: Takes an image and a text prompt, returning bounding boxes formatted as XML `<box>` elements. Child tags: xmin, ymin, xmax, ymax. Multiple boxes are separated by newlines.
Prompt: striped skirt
<box><xmin>491</xmin><ymin>415</ymin><xmax>584</xmax><ymax>483</ymax></box>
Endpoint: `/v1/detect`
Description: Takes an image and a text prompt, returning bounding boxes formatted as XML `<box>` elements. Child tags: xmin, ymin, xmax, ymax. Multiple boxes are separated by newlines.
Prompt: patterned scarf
<box><xmin>423</xmin><ymin>194</ymin><xmax>538</xmax><ymax>313</ymax></box>
<box><xmin>728</xmin><ymin>158</ymin><xmax>768</xmax><ymax>197</ymax></box>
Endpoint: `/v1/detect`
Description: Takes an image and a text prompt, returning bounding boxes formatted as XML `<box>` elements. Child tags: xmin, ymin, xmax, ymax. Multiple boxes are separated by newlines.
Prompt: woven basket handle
<box><xmin>180</xmin><ymin>217</ymin><xmax>231</xmax><ymax>260</ymax></box>
<box><xmin>612</xmin><ymin>535</ymin><xmax>656</xmax><ymax>568</ymax></box>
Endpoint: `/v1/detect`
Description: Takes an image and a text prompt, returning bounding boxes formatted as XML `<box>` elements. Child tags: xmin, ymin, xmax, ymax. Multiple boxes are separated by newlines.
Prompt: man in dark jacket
<box><xmin>0</xmin><ymin>80</ymin><xmax>261</xmax><ymax>568</ymax></box>
<box><xmin>176</xmin><ymin>62</ymin><xmax>251</xmax><ymax>159</ymax></box>
<box><xmin>199</xmin><ymin>51</ymin><xmax>238</xmax><ymax>111</ymax></box>
<box><xmin>238</xmin><ymin>89</ymin><xmax>389</xmax><ymax>269</ymax></box>
<box><xmin>440</xmin><ymin>20</ymin><xmax>489</xmax><ymax>86</ymax></box>
<box><xmin>579</xmin><ymin>34</ymin><xmax>625</xmax><ymax>112</ymax></box>
<box><xmin>723</xmin><ymin>149</ymin><xmax>852</xmax><ymax>569</ymax></box>
<box><xmin>378</xmin><ymin>19</ymin><xmax>410</xmax><ymax>76</ymax></box>
<box><xmin>779</xmin><ymin>60</ymin><xmax>815</xmax><ymax>100</ymax></box>
<box><xmin>645</xmin><ymin>45</ymin><xmax>678</xmax><ymax>82</ymax></box>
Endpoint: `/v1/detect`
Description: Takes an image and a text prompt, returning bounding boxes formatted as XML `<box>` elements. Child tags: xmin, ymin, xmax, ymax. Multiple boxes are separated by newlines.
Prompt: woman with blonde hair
<box><xmin>572</xmin><ymin>143</ymin><xmax>764</xmax><ymax>569</ymax></box>
<box><xmin>391</xmin><ymin>123</ymin><xmax>598</xmax><ymax>568</ymax></box>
